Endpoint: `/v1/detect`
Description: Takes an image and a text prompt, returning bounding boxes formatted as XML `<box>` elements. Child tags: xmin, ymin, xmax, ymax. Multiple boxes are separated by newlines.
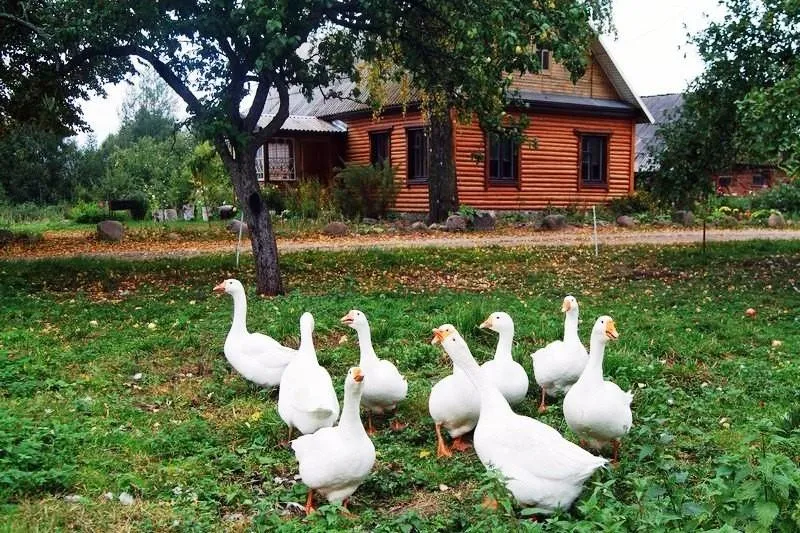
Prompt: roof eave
<box><xmin>591</xmin><ymin>36</ymin><xmax>654</xmax><ymax>125</ymax></box>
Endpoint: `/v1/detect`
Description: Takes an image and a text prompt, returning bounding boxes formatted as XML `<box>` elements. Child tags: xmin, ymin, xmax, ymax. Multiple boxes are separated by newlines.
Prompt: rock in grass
<box><xmin>322</xmin><ymin>221</ymin><xmax>349</xmax><ymax>236</ymax></box>
<box><xmin>64</xmin><ymin>495</ymin><xmax>83</xmax><ymax>503</ymax></box>
<box><xmin>96</xmin><ymin>220</ymin><xmax>125</xmax><ymax>241</ymax></box>
<box><xmin>119</xmin><ymin>492</ymin><xmax>135</xmax><ymax>505</ymax></box>
<box><xmin>541</xmin><ymin>214</ymin><xmax>567</xmax><ymax>230</ymax></box>
<box><xmin>445</xmin><ymin>214</ymin><xmax>467</xmax><ymax>232</ymax></box>
<box><xmin>616</xmin><ymin>215</ymin><xmax>636</xmax><ymax>228</ymax></box>
<box><xmin>472</xmin><ymin>212</ymin><xmax>496</xmax><ymax>230</ymax></box>
<box><xmin>671</xmin><ymin>210</ymin><xmax>694</xmax><ymax>226</ymax></box>
<box><xmin>768</xmin><ymin>212</ymin><xmax>785</xmax><ymax>228</ymax></box>
<box><xmin>227</xmin><ymin>219</ymin><xmax>249</xmax><ymax>236</ymax></box>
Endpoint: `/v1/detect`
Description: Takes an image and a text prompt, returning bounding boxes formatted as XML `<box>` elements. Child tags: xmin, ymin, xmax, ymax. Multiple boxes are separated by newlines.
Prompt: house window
<box><xmin>370</xmin><ymin>131</ymin><xmax>390</xmax><ymax>168</ymax></box>
<box><xmin>266</xmin><ymin>138</ymin><xmax>295</xmax><ymax>181</ymax></box>
<box><xmin>539</xmin><ymin>49</ymin><xmax>551</xmax><ymax>71</ymax></box>
<box><xmin>718</xmin><ymin>176</ymin><xmax>732</xmax><ymax>187</ymax></box>
<box><xmin>752</xmin><ymin>173</ymin><xmax>767</xmax><ymax>187</ymax></box>
<box><xmin>487</xmin><ymin>135</ymin><xmax>519</xmax><ymax>185</ymax></box>
<box><xmin>579</xmin><ymin>134</ymin><xmax>608</xmax><ymax>186</ymax></box>
<box><xmin>407</xmin><ymin>128</ymin><xmax>429</xmax><ymax>183</ymax></box>
<box><xmin>255</xmin><ymin>145</ymin><xmax>265</xmax><ymax>182</ymax></box>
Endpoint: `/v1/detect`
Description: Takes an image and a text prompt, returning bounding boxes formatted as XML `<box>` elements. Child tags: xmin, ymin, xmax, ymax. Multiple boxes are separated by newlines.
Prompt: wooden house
<box><xmin>260</xmin><ymin>37</ymin><xmax>652</xmax><ymax>212</ymax></box>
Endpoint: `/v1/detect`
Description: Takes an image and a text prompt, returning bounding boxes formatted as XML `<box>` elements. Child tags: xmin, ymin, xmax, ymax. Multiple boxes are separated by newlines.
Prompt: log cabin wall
<box><xmin>343</xmin><ymin>109</ymin><xmax>635</xmax><ymax>212</ymax></box>
<box><xmin>511</xmin><ymin>54</ymin><xmax>618</xmax><ymax>100</ymax></box>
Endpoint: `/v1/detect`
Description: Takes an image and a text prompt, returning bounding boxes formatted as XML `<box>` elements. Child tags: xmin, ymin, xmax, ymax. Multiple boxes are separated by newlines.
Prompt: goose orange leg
<box><xmin>367</xmin><ymin>413</ymin><xmax>377</xmax><ymax>436</ymax></box>
<box><xmin>304</xmin><ymin>489</ymin><xmax>316</xmax><ymax>515</ymax></box>
<box><xmin>538</xmin><ymin>387</ymin><xmax>547</xmax><ymax>413</ymax></box>
<box><xmin>451</xmin><ymin>435</ymin><xmax>472</xmax><ymax>452</ymax></box>
<box><xmin>435</xmin><ymin>423</ymin><xmax>452</xmax><ymax>458</ymax></box>
<box><xmin>279</xmin><ymin>426</ymin><xmax>294</xmax><ymax>447</ymax></box>
<box><xmin>612</xmin><ymin>439</ymin><xmax>621</xmax><ymax>465</ymax></box>
<box><xmin>390</xmin><ymin>417</ymin><xmax>407</xmax><ymax>431</ymax></box>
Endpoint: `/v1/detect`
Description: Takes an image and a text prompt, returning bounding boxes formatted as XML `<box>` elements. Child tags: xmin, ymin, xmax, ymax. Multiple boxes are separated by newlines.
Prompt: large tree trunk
<box><xmin>427</xmin><ymin>107</ymin><xmax>458</xmax><ymax>223</ymax></box>
<box><xmin>225</xmin><ymin>151</ymin><xmax>284</xmax><ymax>296</ymax></box>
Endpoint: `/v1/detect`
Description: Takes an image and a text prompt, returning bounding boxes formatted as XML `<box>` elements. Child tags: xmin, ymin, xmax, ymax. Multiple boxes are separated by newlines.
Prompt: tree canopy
<box><xmin>647</xmin><ymin>0</ymin><xmax>799</xmax><ymax>207</ymax></box>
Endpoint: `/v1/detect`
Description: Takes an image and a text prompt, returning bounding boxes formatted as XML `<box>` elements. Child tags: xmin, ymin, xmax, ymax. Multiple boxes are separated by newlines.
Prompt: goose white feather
<box><xmin>479</xmin><ymin>312</ymin><xmax>529</xmax><ymax>405</ymax></box>
<box><xmin>433</xmin><ymin>325</ymin><xmax>606</xmax><ymax>513</ymax></box>
<box><xmin>214</xmin><ymin>279</ymin><xmax>295</xmax><ymax>387</ymax></box>
<box><xmin>278</xmin><ymin>312</ymin><xmax>339</xmax><ymax>435</ymax></box>
<box><xmin>563</xmin><ymin>316</ymin><xmax>633</xmax><ymax>454</ymax></box>
<box><xmin>341</xmin><ymin>310</ymin><xmax>408</xmax><ymax>414</ymax></box>
<box><xmin>292</xmin><ymin>367</ymin><xmax>375</xmax><ymax>510</ymax></box>
<box><xmin>531</xmin><ymin>295</ymin><xmax>589</xmax><ymax>399</ymax></box>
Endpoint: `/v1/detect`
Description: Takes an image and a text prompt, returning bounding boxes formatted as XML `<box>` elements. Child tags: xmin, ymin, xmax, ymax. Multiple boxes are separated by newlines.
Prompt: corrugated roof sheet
<box><xmin>257</xmin><ymin>113</ymin><xmax>347</xmax><ymax>133</ymax></box>
<box><xmin>635</xmin><ymin>93</ymin><xmax>683</xmax><ymax>171</ymax></box>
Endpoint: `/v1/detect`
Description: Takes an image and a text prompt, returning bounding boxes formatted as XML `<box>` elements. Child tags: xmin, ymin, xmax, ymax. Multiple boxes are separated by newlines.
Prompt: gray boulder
<box><xmin>541</xmin><ymin>214</ymin><xmax>567</xmax><ymax>231</ymax></box>
<box><xmin>323</xmin><ymin>221</ymin><xmax>349</xmax><ymax>236</ymax></box>
<box><xmin>97</xmin><ymin>220</ymin><xmax>124</xmax><ymax>241</ymax></box>
<box><xmin>672</xmin><ymin>210</ymin><xmax>694</xmax><ymax>226</ymax></box>
<box><xmin>227</xmin><ymin>219</ymin><xmax>249</xmax><ymax>235</ymax></box>
<box><xmin>472</xmin><ymin>212</ymin><xmax>496</xmax><ymax>230</ymax></box>
<box><xmin>445</xmin><ymin>214</ymin><xmax>467</xmax><ymax>232</ymax></box>
<box><xmin>428</xmin><ymin>223</ymin><xmax>446</xmax><ymax>231</ymax></box>
<box><xmin>768</xmin><ymin>212</ymin><xmax>786</xmax><ymax>228</ymax></box>
<box><xmin>361</xmin><ymin>217</ymin><xmax>378</xmax><ymax>225</ymax></box>
<box><xmin>410</xmin><ymin>221</ymin><xmax>428</xmax><ymax>231</ymax></box>
<box><xmin>616</xmin><ymin>215</ymin><xmax>636</xmax><ymax>228</ymax></box>
<box><xmin>164</xmin><ymin>208</ymin><xmax>178</xmax><ymax>222</ymax></box>
<box><xmin>182</xmin><ymin>204</ymin><xmax>195</xmax><ymax>221</ymax></box>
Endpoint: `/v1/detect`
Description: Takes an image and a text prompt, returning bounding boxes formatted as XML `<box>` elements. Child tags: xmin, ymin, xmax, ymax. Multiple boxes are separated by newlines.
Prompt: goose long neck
<box><xmin>581</xmin><ymin>334</ymin><xmax>607</xmax><ymax>384</ymax></box>
<box><xmin>298</xmin><ymin>322</ymin><xmax>319</xmax><ymax>364</ymax></box>
<box><xmin>339</xmin><ymin>385</ymin><xmax>366</xmax><ymax>435</ymax></box>
<box><xmin>230</xmin><ymin>291</ymin><xmax>248</xmax><ymax>334</ymax></box>
<box><xmin>355</xmin><ymin>325</ymin><xmax>378</xmax><ymax>365</ymax></box>
<box><xmin>452</xmin><ymin>346</ymin><xmax>511</xmax><ymax>415</ymax></box>
<box><xmin>563</xmin><ymin>310</ymin><xmax>580</xmax><ymax>343</ymax></box>
<box><xmin>494</xmin><ymin>327</ymin><xmax>514</xmax><ymax>361</ymax></box>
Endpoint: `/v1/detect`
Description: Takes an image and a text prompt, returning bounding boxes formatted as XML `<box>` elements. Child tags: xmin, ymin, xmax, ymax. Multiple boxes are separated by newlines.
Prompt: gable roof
<box><xmin>260</xmin><ymin>37</ymin><xmax>653</xmax><ymax>128</ymax></box>
<box><xmin>635</xmin><ymin>93</ymin><xmax>683</xmax><ymax>171</ymax></box>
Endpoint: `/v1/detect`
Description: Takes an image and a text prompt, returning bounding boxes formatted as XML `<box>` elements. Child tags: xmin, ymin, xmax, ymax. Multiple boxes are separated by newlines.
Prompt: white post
<box><xmin>592</xmin><ymin>206</ymin><xmax>599</xmax><ymax>257</ymax></box>
<box><xmin>235</xmin><ymin>211</ymin><xmax>245</xmax><ymax>267</ymax></box>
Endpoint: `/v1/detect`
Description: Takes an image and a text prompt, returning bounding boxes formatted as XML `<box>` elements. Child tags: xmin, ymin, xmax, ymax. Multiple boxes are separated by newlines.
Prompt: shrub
<box><xmin>283</xmin><ymin>178</ymin><xmax>333</xmax><ymax>219</ymax></box>
<box><xmin>751</xmin><ymin>180</ymin><xmax>800</xmax><ymax>214</ymax></box>
<box><xmin>607</xmin><ymin>191</ymin><xmax>657</xmax><ymax>216</ymax></box>
<box><xmin>69</xmin><ymin>201</ymin><xmax>125</xmax><ymax>224</ymax></box>
<box><xmin>333</xmin><ymin>163</ymin><xmax>398</xmax><ymax>219</ymax></box>
<box><xmin>261</xmin><ymin>183</ymin><xmax>286</xmax><ymax>213</ymax></box>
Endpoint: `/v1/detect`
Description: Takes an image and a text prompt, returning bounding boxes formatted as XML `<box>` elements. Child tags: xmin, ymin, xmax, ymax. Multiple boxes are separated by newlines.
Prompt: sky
<box><xmin>75</xmin><ymin>0</ymin><xmax>724</xmax><ymax>145</ymax></box>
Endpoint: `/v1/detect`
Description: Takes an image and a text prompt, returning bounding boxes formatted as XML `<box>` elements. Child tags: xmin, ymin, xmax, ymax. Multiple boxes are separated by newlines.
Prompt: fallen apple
<box><xmin>745</xmin><ymin>308</ymin><xmax>756</xmax><ymax>318</ymax></box>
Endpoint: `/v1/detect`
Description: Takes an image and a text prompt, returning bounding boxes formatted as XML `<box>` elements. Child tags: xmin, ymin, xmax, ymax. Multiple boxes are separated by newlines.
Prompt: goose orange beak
<box><xmin>561</xmin><ymin>299</ymin><xmax>572</xmax><ymax>312</ymax></box>
<box><xmin>352</xmin><ymin>367</ymin><xmax>364</xmax><ymax>382</ymax></box>
<box><xmin>340</xmin><ymin>311</ymin><xmax>355</xmax><ymax>325</ymax></box>
<box><xmin>605</xmin><ymin>319</ymin><xmax>619</xmax><ymax>340</ymax></box>
<box><xmin>213</xmin><ymin>282</ymin><xmax>225</xmax><ymax>293</ymax></box>
<box><xmin>479</xmin><ymin>317</ymin><xmax>493</xmax><ymax>329</ymax></box>
<box><xmin>431</xmin><ymin>327</ymin><xmax>453</xmax><ymax>345</ymax></box>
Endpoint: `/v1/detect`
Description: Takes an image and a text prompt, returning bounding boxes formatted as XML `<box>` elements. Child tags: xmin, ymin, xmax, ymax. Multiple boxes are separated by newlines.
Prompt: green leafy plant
<box><xmin>69</xmin><ymin>201</ymin><xmax>125</xmax><ymax>224</ymax></box>
<box><xmin>333</xmin><ymin>163</ymin><xmax>398</xmax><ymax>219</ymax></box>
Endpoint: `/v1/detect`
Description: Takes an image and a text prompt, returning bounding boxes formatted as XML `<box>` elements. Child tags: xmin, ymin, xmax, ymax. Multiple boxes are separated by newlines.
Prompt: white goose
<box><xmin>478</xmin><ymin>312</ymin><xmax>529</xmax><ymax>405</ymax></box>
<box><xmin>213</xmin><ymin>279</ymin><xmax>295</xmax><ymax>387</ymax></box>
<box><xmin>428</xmin><ymin>325</ymin><xmax>480</xmax><ymax>457</ymax></box>
<box><xmin>563</xmin><ymin>316</ymin><xmax>632</xmax><ymax>463</ymax></box>
<box><xmin>341</xmin><ymin>310</ymin><xmax>408</xmax><ymax>433</ymax></box>
<box><xmin>433</xmin><ymin>325</ymin><xmax>607</xmax><ymax>513</ymax></box>
<box><xmin>531</xmin><ymin>295</ymin><xmax>589</xmax><ymax>412</ymax></box>
<box><xmin>278</xmin><ymin>312</ymin><xmax>339</xmax><ymax>439</ymax></box>
<box><xmin>292</xmin><ymin>367</ymin><xmax>376</xmax><ymax>515</ymax></box>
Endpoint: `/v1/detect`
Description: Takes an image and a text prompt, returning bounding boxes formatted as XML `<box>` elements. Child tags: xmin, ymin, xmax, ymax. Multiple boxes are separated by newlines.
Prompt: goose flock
<box><xmin>214</xmin><ymin>279</ymin><xmax>633</xmax><ymax>515</ymax></box>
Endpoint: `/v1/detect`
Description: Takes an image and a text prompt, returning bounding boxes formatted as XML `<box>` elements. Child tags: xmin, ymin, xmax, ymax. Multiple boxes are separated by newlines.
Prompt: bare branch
<box><xmin>0</xmin><ymin>12</ymin><xmax>52</xmax><ymax>40</ymax></box>
<box><xmin>243</xmin><ymin>74</ymin><xmax>273</xmax><ymax>133</ymax></box>
<box><xmin>253</xmin><ymin>78</ymin><xmax>290</xmax><ymax>146</ymax></box>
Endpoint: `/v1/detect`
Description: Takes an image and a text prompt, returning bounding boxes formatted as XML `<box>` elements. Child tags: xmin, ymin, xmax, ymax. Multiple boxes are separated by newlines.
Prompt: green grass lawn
<box><xmin>1</xmin><ymin>242</ymin><xmax>799</xmax><ymax>532</ymax></box>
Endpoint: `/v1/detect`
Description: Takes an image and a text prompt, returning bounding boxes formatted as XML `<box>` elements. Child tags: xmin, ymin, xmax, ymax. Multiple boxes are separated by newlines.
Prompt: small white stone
<box><xmin>666</xmin><ymin>398</ymin><xmax>674</xmax><ymax>405</ymax></box>
<box><xmin>132</xmin><ymin>373</ymin><xmax>143</xmax><ymax>381</ymax></box>
<box><xmin>637</xmin><ymin>383</ymin><xmax>647</xmax><ymax>389</ymax></box>
<box><xmin>700</xmin><ymin>382</ymin><xmax>709</xmax><ymax>388</ymax></box>
<box><xmin>189</xmin><ymin>300</ymin><xmax>196</xmax><ymax>305</ymax></box>
<box><xmin>64</xmin><ymin>495</ymin><xmax>82</xmax><ymax>503</ymax></box>
<box><xmin>118</xmin><ymin>492</ymin><xmax>135</xmax><ymax>505</ymax></box>
<box><xmin>439</xmin><ymin>484</ymin><xmax>450</xmax><ymax>492</ymax></box>
<box><xmin>103</xmin><ymin>492</ymin><xmax>114</xmax><ymax>500</ymax></box>
<box><xmin>771</xmin><ymin>340</ymin><xmax>783</xmax><ymax>348</ymax></box>
<box><xmin>89</xmin><ymin>320</ymin><xmax>98</xmax><ymax>327</ymax></box>
<box><xmin>147</xmin><ymin>322</ymin><xmax>157</xmax><ymax>330</ymax></box>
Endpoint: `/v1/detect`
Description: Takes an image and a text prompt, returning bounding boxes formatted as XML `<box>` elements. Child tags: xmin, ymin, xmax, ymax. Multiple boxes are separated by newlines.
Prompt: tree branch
<box><xmin>0</xmin><ymin>12</ymin><xmax>51</xmax><ymax>41</ymax></box>
<box><xmin>244</xmin><ymin>74</ymin><xmax>273</xmax><ymax>133</ymax></box>
<box><xmin>253</xmin><ymin>78</ymin><xmax>290</xmax><ymax>146</ymax></box>
<box><xmin>62</xmin><ymin>44</ymin><xmax>204</xmax><ymax>117</ymax></box>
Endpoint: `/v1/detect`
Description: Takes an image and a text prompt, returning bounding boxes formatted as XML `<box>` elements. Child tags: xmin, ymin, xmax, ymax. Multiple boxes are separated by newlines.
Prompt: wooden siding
<box><xmin>511</xmin><ymin>54</ymin><xmax>618</xmax><ymax>100</ymax></box>
<box><xmin>344</xmin><ymin>111</ymin><xmax>635</xmax><ymax>212</ymax></box>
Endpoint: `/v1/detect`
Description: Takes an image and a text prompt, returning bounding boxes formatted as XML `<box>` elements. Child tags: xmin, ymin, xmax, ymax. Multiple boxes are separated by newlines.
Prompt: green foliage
<box><xmin>283</xmin><ymin>178</ymin><xmax>335</xmax><ymax>220</ymax></box>
<box><xmin>187</xmin><ymin>141</ymin><xmax>232</xmax><ymax>210</ymax></box>
<box><xmin>261</xmin><ymin>183</ymin><xmax>286</xmax><ymax>213</ymax></box>
<box><xmin>1</xmin><ymin>241</ymin><xmax>799</xmax><ymax>529</ymax></box>
<box><xmin>607</xmin><ymin>192</ymin><xmax>657</xmax><ymax>216</ymax></box>
<box><xmin>0</xmin><ymin>202</ymin><xmax>69</xmax><ymax>225</ymax></box>
<box><xmin>68</xmin><ymin>201</ymin><xmax>111</xmax><ymax>224</ymax></box>
<box><xmin>751</xmin><ymin>180</ymin><xmax>800</xmax><ymax>215</ymax></box>
<box><xmin>456</xmin><ymin>204</ymin><xmax>478</xmax><ymax>220</ymax></box>
<box><xmin>333</xmin><ymin>164</ymin><xmax>398</xmax><ymax>219</ymax></box>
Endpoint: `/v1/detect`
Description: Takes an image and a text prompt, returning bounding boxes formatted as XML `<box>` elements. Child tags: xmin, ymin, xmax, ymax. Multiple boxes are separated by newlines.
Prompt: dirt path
<box><xmin>2</xmin><ymin>227</ymin><xmax>800</xmax><ymax>261</ymax></box>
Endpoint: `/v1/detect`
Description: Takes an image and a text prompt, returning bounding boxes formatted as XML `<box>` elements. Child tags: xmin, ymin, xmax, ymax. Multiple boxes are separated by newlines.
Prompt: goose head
<box><xmin>431</xmin><ymin>324</ymin><xmax>472</xmax><ymax>367</ymax></box>
<box><xmin>479</xmin><ymin>311</ymin><xmax>514</xmax><ymax>334</ymax></box>
<box><xmin>562</xmin><ymin>295</ymin><xmax>579</xmax><ymax>314</ymax></box>
<box><xmin>340</xmin><ymin>309</ymin><xmax>368</xmax><ymax>330</ymax></box>
<box><xmin>591</xmin><ymin>315</ymin><xmax>619</xmax><ymax>343</ymax></box>
<box><xmin>346</xmin><ymin>366</ymin><xmax>366</xmax><ymax>389</ymax></box>
<box><xmin>213</xmin><ymin>279</ymin><xmax>244</xmax><ymax>295</ymax></box>
<box><xmin>300</xmin><ymin>312</ymin><xmax>315</xmax><ymax>332</ymax></box>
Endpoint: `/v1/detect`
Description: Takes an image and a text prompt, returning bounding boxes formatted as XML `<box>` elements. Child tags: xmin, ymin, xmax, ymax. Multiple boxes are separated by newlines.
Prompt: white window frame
<box><xmin>266</xmin><ymin>138</ymin><xmax>296</xmax><ymax>182</ymax></box>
